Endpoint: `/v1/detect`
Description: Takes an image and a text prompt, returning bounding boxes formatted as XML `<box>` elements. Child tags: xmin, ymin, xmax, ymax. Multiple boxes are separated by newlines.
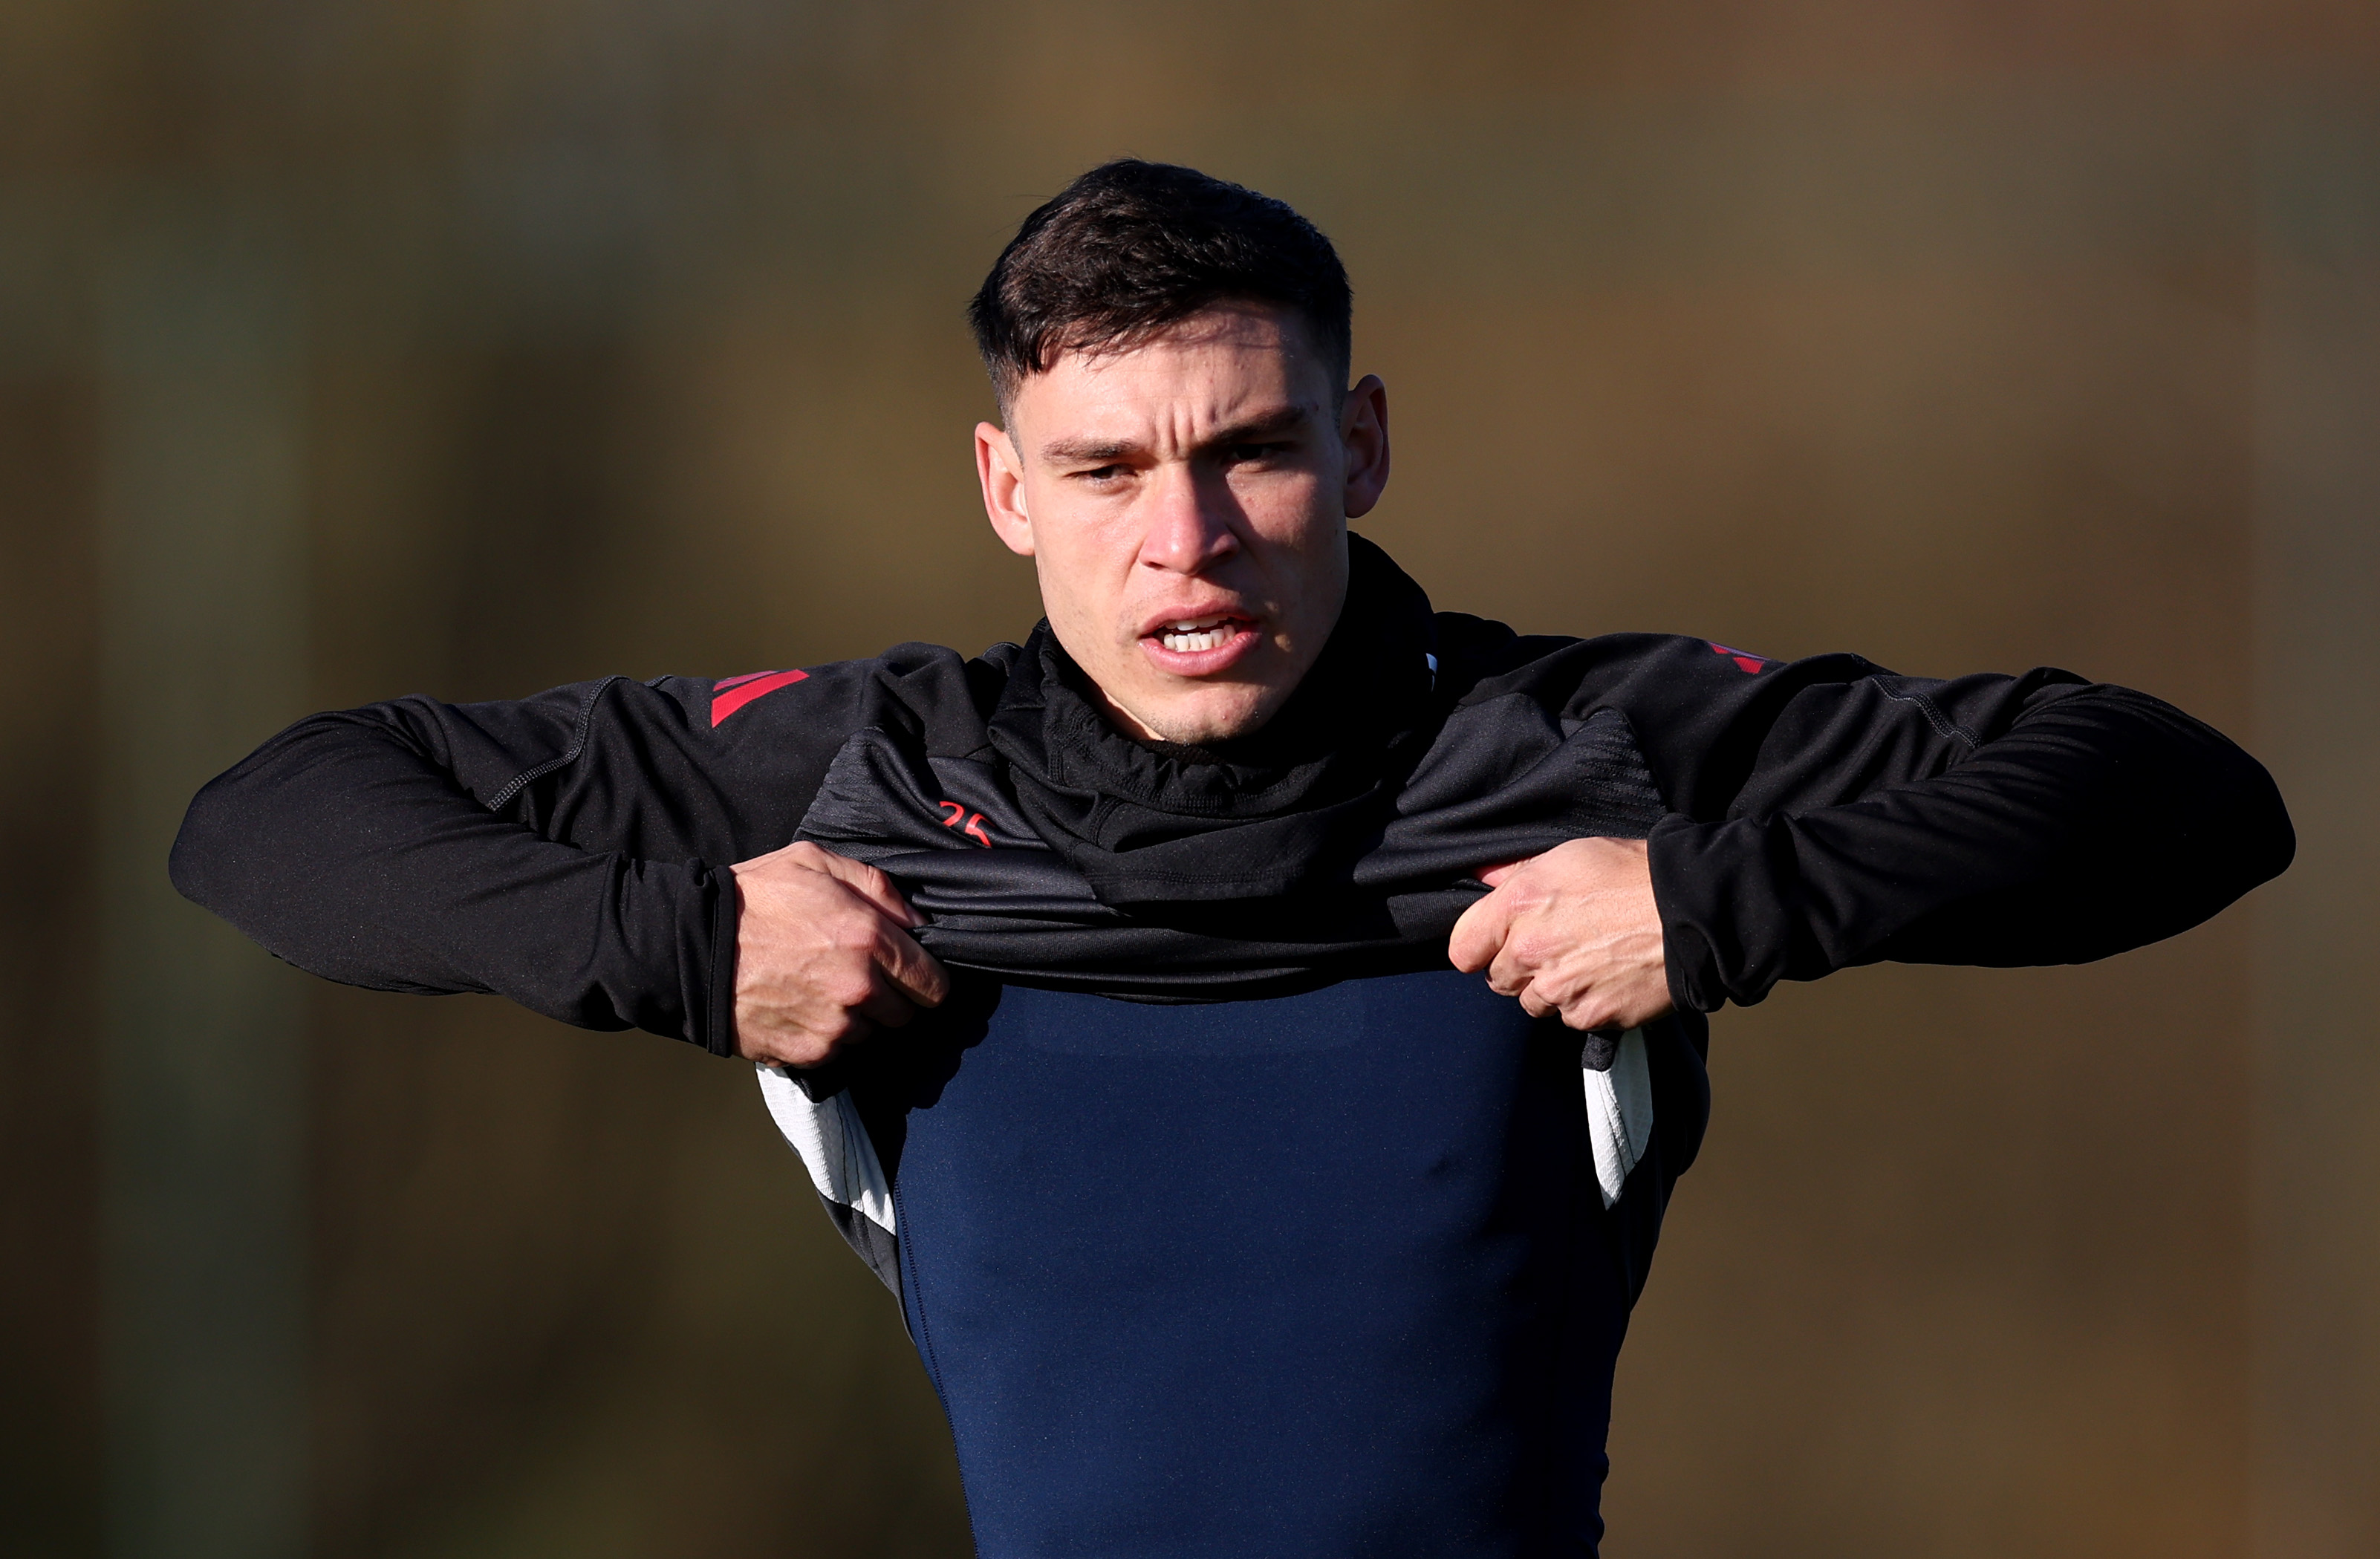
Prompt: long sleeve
<box><xmin>170</xmin><ymin>668</ymin><xmax>866</xmax><ymax>1055</ymax></box>
<box><xmin>1584</xmin><ymin>641</ymin><xmax>2296</xmax><ymax>1013</ymax></box>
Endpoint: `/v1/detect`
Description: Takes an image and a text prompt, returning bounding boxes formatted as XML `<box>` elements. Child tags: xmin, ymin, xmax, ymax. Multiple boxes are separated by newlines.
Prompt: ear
<box><xmin>975</xmin><ymin>421</ymin><xmax>1035</xmax><ymax>557</ymax></box>
<box><xmin>1339</xmin><ymin>374</ymin><xmax>1391</xmax><ymax>521</ymax></box>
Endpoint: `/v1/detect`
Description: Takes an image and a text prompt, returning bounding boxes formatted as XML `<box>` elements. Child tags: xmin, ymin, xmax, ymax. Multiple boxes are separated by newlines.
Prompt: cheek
<box><xmin>1238</xmin><ymin>475</ymin><xmax>1347</xmax><ymax>605</ymax></box>
<box><xmin>1230</xmin><ymin>466</ymin><xmax>1333</xmax><ymax>536</ymax></box>
<box><xmin>1030</xmin><ymin>532</ymin><xmax>1137</xmax><ymax>645</ymax></box>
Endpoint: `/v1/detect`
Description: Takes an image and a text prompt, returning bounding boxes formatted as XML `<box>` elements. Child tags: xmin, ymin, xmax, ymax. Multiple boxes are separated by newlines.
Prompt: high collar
<box><xmin>984</xmin><ymin>534</ymin><xmax>1443</xmax><ymax>906</ymax></box>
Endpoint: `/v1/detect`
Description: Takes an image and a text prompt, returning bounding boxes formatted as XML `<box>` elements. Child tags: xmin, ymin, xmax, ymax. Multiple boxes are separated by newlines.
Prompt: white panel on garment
<box><xmin>1583</xmin><ymin>1027</ymin><xmax>1654</xmax><ymax>1209</ymax></box>
<box><xmin>755</xmin><ymin>1063</ymin><xmax>897</xmax><ymax>1235</ymax></box>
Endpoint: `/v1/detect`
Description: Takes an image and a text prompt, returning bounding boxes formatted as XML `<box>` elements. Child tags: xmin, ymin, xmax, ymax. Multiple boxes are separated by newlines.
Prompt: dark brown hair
<box><xmin>967</xmin><ymin>160</ymin><xmax>1353</xmax><ymax>416</ymax></box>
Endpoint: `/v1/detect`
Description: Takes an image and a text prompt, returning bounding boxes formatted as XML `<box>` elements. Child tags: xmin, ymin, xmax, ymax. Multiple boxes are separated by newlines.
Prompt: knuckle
<box><xmin>1568</xmin><ymin>1000</ymin><xmax>1616</xmax><ymax>1032</ymax></box>
<box><xmin>776</xmin><ymin>1033</ymin><xmax>831</xmax><ymax>1067</ymax></box>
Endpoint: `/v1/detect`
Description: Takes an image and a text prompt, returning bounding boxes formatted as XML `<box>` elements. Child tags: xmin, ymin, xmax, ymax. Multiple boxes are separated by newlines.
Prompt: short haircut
<box><xmin>967</xmin><ymin>159</ymin><xmax>1353</xmax><ymax>417</ymax></box>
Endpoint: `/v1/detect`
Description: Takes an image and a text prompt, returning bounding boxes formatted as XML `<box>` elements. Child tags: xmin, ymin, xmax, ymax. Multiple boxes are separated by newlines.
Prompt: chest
<box><xmin>858</xmin><ymin>971</ymin><xmax>1616</xmax><ymax>1557</ymax></box>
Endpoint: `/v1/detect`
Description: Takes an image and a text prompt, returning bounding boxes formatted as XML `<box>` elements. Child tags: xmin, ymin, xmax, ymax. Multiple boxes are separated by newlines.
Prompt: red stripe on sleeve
<box><xmin>711</xmin><ymin>668</ymin><xmax>808</xmax><ymax>726</ymax></box>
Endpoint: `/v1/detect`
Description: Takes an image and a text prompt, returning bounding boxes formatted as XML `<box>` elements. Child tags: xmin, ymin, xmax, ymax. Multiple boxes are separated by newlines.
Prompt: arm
<box><xmin>1451</xmin><ymin>636</ymin><xmax>2293</xmax><ymax>1023</ymax></box>
<box><xmin>1645</xmin><ymin>671</ymin><xmax>2294</xmax><ymax>1012</ymax></box>
<box><xmin>170</xmin><ymin>667</ymin><xmax>947</xmax><ymax>1061</ymax></box>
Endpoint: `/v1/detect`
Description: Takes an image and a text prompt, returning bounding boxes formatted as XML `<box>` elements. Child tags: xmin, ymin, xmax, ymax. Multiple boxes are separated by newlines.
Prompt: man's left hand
<box><xmin>1449</xmin><ymin>837</ymin><xmax>1674</xmax><ymax>1032</ymax></box>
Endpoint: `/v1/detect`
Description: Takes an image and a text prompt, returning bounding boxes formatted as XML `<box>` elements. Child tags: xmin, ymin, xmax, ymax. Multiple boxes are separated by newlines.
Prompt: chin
<box><xmin>1138</xmin><ymin>689</ymin><xmax>1281</xmax><ymax>746</ymax></box>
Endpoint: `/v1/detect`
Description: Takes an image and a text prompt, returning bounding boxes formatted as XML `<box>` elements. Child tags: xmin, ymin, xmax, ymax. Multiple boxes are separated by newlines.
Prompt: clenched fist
<box><xmin>729</xmin><ymin>841</ymin><xmax>950</xmax><ymax>1067</ymax></box>
<box><xmin>1448</xmin><ymin>836</ymin><xmax>1674</xmax><ymax>1032</ymax></box>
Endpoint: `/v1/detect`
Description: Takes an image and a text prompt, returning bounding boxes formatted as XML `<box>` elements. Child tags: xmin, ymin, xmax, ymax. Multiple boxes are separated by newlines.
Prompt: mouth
<box><xmin>1154</xmin><ymin>614</ymin><xmax>1244</xmax><ymax>653</ymax></box>
<box><xmin>1137</xmin><ymin>611</ymin><xmax>1261</xmax><ymax>674</ymax></box>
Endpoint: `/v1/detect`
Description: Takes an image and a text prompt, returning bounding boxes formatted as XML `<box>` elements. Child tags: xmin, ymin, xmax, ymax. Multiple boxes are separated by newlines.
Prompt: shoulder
<box><xmin>654</xmin><ymin>639</ymin><xmax>1018</xmax><ymax>757</ymax></box>
<box><xmin>1433</xmin><ymin>614</ymin><xmax>1879</xmax><ymax>713</ymax></box>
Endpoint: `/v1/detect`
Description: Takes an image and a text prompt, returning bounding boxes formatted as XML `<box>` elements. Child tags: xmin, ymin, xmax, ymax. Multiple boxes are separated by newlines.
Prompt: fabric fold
<box><xmin>795</xmin><ymin>535</ymin><xmax>1671</xmax><ymax>1001</ymax></box>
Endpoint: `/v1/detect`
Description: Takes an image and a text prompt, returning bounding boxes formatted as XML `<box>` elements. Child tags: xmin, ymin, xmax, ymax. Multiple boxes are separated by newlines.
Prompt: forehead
<box><xmin>1009</xmin><ymin>303</ymin><xmax>1336</xmax><ymax>440</ymax></box>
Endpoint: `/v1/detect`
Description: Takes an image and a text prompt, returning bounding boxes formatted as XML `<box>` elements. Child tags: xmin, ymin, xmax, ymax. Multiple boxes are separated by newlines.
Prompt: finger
<box><xmin>1486</xmin><ymin>941</ymin><xmax>1534</xmax><ymax>997</ymax></box>
<box><xmin>812</xmin><ymin>849</ymin><xmax>927</xmax><ymax>928</ymax></box>
<box><xmin>746</xmin><ymin>1013</ymin><xmax>868</xmax><ymax>1068</ymax></box>
<box><xmin>1449</xmin><ymin>889</ymin><xmax>1518</xmax><ymax>973</ymax></box>
<box><xmin>1557</xmin><ymin>997</ymin><xmax>1613</xmax><ymax>1033</ymax></box>
<box><xmin>851</xmin><ymin>969</ymin><xmax>923</xmax><ymax>1029</ymax></box>
<box><xmin>871</xmin><ymin>920</ymin><xmax>952</xmax><ymax>1009</ymax></box>
<box><xmin>1474</xmin><ymin>858</ymin><xmax>1531</xmax><ymax>889</ymax></box>
<box><xmin>785</xmin><ymin>1024</ymin><xmax>866</xmax><ymax>1067</ymax></box>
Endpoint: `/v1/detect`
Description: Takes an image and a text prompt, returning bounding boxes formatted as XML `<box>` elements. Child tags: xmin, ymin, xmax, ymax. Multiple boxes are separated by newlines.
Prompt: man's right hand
<box><xmin>728</xmin><ymin>841</ymin><xmax>950</xmax><ymax>1068</ymax></box>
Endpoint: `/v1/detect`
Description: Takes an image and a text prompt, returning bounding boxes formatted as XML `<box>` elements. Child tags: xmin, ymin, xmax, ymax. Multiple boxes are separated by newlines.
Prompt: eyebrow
<box><xmin>1039</xmin><ymin>405</ymin><xmax>1314</xmax><ymax>466</ymax></box>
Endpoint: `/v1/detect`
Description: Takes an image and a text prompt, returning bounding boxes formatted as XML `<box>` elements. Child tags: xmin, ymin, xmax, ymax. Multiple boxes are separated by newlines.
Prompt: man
<box><xmin>175</xmin><ymin>160</ymin><xmax>2292</xmax><ymax>1557</ymax></box>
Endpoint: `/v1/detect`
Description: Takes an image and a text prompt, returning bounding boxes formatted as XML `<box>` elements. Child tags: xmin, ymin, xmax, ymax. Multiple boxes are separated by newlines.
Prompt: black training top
<box><xmin>171</xmin><ymin>536</ymin><xmax>2291</xmax><ymax>1054</ymax></box>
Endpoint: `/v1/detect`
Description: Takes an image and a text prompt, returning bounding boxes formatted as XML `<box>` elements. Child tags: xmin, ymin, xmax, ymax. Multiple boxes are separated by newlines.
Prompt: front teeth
<box><xmin>1160</xmin><ymin>619</ymin><xmax>1237</xmax><ymax>654</ymax></box>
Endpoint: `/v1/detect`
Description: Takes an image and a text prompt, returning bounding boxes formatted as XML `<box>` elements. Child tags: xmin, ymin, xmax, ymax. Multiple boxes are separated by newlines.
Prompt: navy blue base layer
<box><xmin>859</xmin><ymin>971</ymin><xmax>1633</xmax><ymax>1558</ymax></box>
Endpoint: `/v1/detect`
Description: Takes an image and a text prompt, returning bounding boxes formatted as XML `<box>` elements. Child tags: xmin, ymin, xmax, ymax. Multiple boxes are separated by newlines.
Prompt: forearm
<box><xmin>171</xmin><ymin>706</ymin><xmax>738</xmax><ymax>1051</ymax></box>
<box><xmin>1650</xmin><ymin>685</ymin><xmax>2294</xmax><ymax>1012</ymax></box>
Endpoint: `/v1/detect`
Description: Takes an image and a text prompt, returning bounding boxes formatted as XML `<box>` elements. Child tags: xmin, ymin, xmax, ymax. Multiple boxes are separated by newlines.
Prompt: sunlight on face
<box><xmin>973</xmin><ymin>303</ymin><xmax>1389</xmax><ymax>744</ymax></box>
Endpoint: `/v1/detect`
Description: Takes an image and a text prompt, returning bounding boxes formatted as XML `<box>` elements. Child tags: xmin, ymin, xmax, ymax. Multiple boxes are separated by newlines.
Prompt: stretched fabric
<box><xmin>799</xmin><ymin>536</ymin><xmax>1665</xmax><ymax>1009</ymax></box>
<box><xmin>167</xmin><ymin>536</ymin><xmax>2292</xmax><ymax>1069</ymax></box>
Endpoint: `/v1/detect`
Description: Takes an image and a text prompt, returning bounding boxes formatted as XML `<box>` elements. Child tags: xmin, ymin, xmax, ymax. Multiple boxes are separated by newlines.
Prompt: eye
<box><xmin>1225</xmin><ymin>442</ymin><xmax>1287</xmax><ymax>465</ymax></box>
<box><xmin>1073</xmin><ymin>464</ymin><xmax>1127</xmax><ymax>483</ymax></box>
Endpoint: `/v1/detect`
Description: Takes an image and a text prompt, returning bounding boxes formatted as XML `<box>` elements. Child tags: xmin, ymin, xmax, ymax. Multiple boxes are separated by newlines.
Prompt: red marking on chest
<box><xmin>937</xmin><ymin>800</ymin><xmax>994</xmax><ymax>847</ymax></box>
<box><xmin>709</xmin><ymin>668</ymin><xmax>808</xmax><ymax>726</ymax></box>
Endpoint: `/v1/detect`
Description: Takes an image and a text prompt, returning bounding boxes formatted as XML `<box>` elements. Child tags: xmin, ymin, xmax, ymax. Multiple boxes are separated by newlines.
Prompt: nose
<box><xmin>1138</xmin><ymin>461</ymin><xmax>1241</xmax><ymax>576</ymax></box>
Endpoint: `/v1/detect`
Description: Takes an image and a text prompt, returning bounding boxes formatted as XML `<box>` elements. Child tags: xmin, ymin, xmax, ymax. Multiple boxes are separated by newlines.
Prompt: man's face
<box><xmin>975</xmin><ymin>302</ymin><xmax>1390</xmax><ymax>745</ymax></box>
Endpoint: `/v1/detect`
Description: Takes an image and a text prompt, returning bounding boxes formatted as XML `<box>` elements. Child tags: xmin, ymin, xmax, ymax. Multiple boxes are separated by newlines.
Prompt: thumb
<box><xmin>1448</xmin><ymin>886</ymin><xmax>1515</xmax><ymax>974</ymax></box>
<box><xmin>813</xmin><ymin>850</ymin><xmax>926</xmax><ymax>929</ymax></box>
<box><xmin>873</xmin><ymin>920</ymin><xmax>952</xmax><ymax>1009</ymax></box>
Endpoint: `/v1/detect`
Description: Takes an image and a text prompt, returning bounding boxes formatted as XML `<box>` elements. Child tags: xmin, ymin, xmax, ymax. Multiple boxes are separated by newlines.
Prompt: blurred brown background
<box><xmin>4</xmin><ymin>3</ymin><xmax>2376</xmax><ymax>1557</ymax></box>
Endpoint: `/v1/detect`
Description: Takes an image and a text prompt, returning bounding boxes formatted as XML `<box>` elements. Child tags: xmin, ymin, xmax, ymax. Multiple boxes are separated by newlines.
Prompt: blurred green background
<box><xmin>4</xmin><ymin>3</ymin><xmax>2377</xmax><ymax>1557</ymax></box>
